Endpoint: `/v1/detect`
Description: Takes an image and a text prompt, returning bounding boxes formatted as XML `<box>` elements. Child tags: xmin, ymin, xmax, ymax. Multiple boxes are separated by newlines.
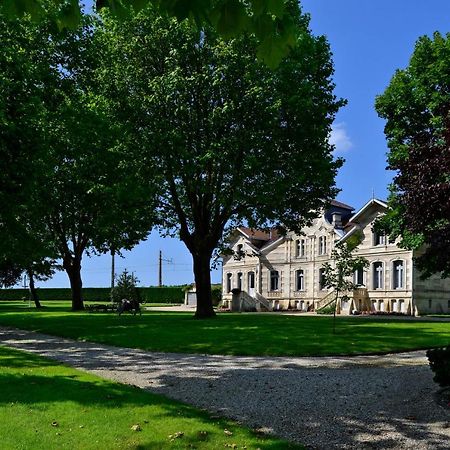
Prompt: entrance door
<box><xmin>248</xmin><ymin>272</ymin><xmax>255</xmax><ymax>297</ymax></box>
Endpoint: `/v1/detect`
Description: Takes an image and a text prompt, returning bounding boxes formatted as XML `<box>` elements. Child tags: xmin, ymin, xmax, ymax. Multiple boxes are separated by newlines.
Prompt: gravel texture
<box><xmin>1</xmin><ymin>326</ymin><xmax>449</xmax><ymax>449</ymax></box>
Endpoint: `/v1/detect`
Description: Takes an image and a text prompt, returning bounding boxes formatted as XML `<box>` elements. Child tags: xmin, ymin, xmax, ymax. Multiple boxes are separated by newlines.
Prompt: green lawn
<box><xmin>0</xmin><ymin>301</ymin><xmax>449</xmax><ymax>356</ymax></box>
<box><xmin>0</xmin><ymin>345</ymin><xmax>298</xmax><ymax>450</ymax></box>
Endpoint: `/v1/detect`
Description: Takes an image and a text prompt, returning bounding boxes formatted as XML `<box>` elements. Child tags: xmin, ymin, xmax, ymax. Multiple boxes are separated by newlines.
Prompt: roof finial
<box><xmin>372</xmin><ymin>188</ymin><xmax>375</xmax><ymax>201</ymax></box>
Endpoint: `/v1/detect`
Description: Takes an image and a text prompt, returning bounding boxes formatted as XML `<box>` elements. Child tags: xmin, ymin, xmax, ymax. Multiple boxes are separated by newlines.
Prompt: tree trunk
<box><xmin>27</xmin><ymin>269</ymin><xmax>41</xmax><ymax>309</ymax></box>
<box><xmin>192</xmin><ymin>251</ymin><xmax>215</xmax><ymax>319</ymax></box>
<box><xmin>64</xmin><ymin>257</ymin><xmax>84</xmax><ymax>311</ymax></box>
<box><xmin>333</xmin><ymin>290</ymin><xmax>339</xmax><ymax>335</ymax></box>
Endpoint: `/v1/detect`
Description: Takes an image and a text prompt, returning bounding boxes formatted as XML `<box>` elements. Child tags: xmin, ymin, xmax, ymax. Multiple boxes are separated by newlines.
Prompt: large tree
<box><xmin>35</xmin><ymin>20</ymin><xmax>157</xmax><ymax>310</ymax></box>
<box><xmin>1</xmin><ymin>12</ymin><xmax>156</xmax><ymax>310</ymax></box>
<box><xmin>375</xmin><ymin>32</ymin><xmax>450</xmax><ymax>278</ymax></box>
<box><xmin>100</xmin><ymin>2</ymin><xmax>344</xmax><ymax>318</ymax></box>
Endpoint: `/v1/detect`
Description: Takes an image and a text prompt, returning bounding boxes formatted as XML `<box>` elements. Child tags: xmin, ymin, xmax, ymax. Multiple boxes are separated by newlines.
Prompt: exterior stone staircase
<box><xmin>254</xmin><ymin>292</ymin><xmax>273</xmax><ymax>311</ymax></box>
<box><xmin>231</xmin><ymin>291</ymin><xmax>273</xmax><ymax>312</ymax></box>
<box><xmin>315</xmin><ymin>290</ymin><xmax>336</xmax><ymax>311</ymax></box>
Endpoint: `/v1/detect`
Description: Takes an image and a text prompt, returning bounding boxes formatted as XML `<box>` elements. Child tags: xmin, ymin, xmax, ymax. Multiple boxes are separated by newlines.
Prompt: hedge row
<box><xmin>0</xmin><ymin>287</ymin><xmax>185</xmax><ymax>304</ymax></box>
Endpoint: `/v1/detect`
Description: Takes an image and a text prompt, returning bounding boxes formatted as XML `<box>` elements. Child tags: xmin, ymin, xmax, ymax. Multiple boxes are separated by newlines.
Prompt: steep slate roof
<box><xmin>330</xmin><ymin>199</ymin><xmax>354</xmax><ymax>210</ymax></box>
<box><xmin>237</xmin><ymin>227</ymin><xmax>282</xmax><ymax>250</ymax></box>
<box><xmin>238</xmin><ymin>227</ymin><xmax>272</xmax><ymax>241</ymax></box>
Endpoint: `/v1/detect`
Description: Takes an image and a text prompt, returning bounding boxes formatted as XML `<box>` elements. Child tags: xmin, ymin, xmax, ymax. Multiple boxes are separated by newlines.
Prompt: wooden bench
<box><xmin>85</xmin><ymin>303</ymin><xmax>117</xmax><ymax>313</ymax></box>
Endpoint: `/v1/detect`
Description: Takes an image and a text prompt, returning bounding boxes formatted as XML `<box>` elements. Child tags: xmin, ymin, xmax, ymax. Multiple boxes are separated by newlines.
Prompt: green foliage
<box><xmin>211</xmin><ymin>284</ymin><xmax>222</xmax><ymax>306</ymax></box>
<box><xmin>99</xmin><ymin>6</ymin><xmax>343</xmax><ymax>316</ymax></box>
<box><xmin>316</xmin><ymin>303</ymin><xmax>335</xmax><ymax>315</ymax></box>
<box><xmin>110</xmin><ymin>269</ymin><xmax>141</xmax><ymax>303</ymax></box>
<box><xmin>427</xmin><ymin>347</ymin><xmax>450</xmax><ymax>387</ymax></box>
<box><xmin>375</xmin><ymin>32</ymin><xmax>450</xmax><ymax>278</ymax></box>
<box><xmin>321</xmin><ymin>240</ymin><xmax>369</xmax><ymax>293</ymax></box>
<box><xmin>0</xmin><ymin>13</ymin><xmax>158</xmax><ymax>310</ymax></box>
<box><xmin>0</xmin><ymin>13</ymin><xmax>58</xmax><ymax>272</ymax></box>
<box><xmin>1</xmin><ymin>0</ymin><xmax>300</xmax><ymax>67</ymax></box>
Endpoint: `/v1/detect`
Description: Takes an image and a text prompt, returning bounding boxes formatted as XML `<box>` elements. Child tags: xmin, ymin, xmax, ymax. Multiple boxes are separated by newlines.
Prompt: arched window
<box><xmin>319</xmin><ymin>268</ymin><xmax>326</xmax><ymax>290</ymax></box>
<box><xmin>226</xmin><ymin>273</ymin><xmax>232</xmax><ymax>293</ymax></box>
<box><xmin>270</xmin><ymin>270</ymin><xmax>279</xmax><ymax>291</ymax></box>
<box><xmin>247</xmin><ymin>272</ymin><xmax>255</xmax><ymax>290</ymax></box>
<box><xmin>354</xmin><ymin>267</ymin><xmax>364</xmax><ymax>286</ymax></box>
<box><xmin>373</xmin><ymin>262</ymin><xmax>383</xmax><ymax>289</ymax></box>
<box><xmin>392</xmin><ymin>260</ymin><xmax>404</xmax><ymax>289</ymax></box>
<box><xmin>237</xmin><ymin>272</ymin><xmax>243</xmax><ymax>290</ymax></box>
<box><xmin>296</xmin><ymin>269</ymin><xmax>304</xmax><ymax>291</ymax></box>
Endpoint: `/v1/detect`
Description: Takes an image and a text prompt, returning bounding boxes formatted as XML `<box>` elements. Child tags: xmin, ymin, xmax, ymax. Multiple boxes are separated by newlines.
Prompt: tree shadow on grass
<box><xmin>0</xmin><ymin>346</ymin><xmax>300</xmax><ymax>449</ymax></box>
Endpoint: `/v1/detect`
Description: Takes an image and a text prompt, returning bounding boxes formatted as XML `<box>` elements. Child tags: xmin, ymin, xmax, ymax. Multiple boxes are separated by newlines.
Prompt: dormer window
<box><xmin>373</xmin><ymin>231</ymin><xmax>386</xmax><ymax>246</ymax></box>
<box><xmin>318</xmin><ymin>236</ymin><xmax>327</xmax><ymax>255</ymax></box>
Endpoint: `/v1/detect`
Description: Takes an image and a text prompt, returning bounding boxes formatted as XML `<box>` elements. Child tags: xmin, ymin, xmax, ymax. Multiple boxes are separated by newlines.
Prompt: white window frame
<box><xmin>318</xmin><ymin>236</ymin><xmax>327</xmax><ymax>255</ymax></box>
<box><xmin>296</xmin><ymin>269</ymin><xmax>304</xmax><ymax>291</ymax></box>
<box><xmin>392</xmin><ymin>260</ymin><xmax>404</xmax><ymax>289</ymax></box>
<box><xmin>270</xmin><ymin>270</ymin><xmax>279</xmax><ymax>291</ymax></box>
<box><xmin>226</xmin><ymin>273</ymin><xmax>232</xmax><ymax>293</ymax></box>
<box><xmin>373</xmin><ymin>262</ymin><xmax>384</xmax><ymax>289</ymax></box>
<box><xmin>296</xmin><ymin>238</ymin><xmax>306</xmax><ymax>257</ymax></box>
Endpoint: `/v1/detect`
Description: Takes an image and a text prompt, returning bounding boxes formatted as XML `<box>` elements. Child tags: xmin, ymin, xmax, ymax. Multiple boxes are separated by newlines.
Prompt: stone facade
<box><xmin>221</xmin><ymin>199</ymin><xmax>450</xmax><ymax>315</ymax></box>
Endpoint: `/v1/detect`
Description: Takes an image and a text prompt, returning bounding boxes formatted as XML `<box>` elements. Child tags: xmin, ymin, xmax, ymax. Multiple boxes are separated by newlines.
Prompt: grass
<box><xmin>0</xmin><ymin>345</ymin><xmax>298</xmax><ymax>449</ymax></box>
<box><xmin>0</xmin><ymin>301</ymin><xmax>449</xmax><ymax>356</ymax></box>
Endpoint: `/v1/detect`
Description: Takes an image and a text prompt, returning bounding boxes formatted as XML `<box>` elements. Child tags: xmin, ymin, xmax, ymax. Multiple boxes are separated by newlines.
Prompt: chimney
<box><xmin>332</xmin><ymin>212</ymin><xmax>342</xmax><ymax>228</ymax></box>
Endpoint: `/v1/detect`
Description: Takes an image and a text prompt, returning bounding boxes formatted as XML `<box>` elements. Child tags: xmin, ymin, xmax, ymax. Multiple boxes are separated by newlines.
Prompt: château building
<box><xmin>221</xmin><ymin>199</ymin><xmax>450</xmax><ymax>315</ymax></box>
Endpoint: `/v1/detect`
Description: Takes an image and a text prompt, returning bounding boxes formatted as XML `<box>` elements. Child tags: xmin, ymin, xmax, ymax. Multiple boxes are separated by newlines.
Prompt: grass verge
<box><xmin>0</xmin><ymin>301</ymin><xmax>449</xmax><ymax>357</ymax></box>
<box><xmin>0</xmin><ymin>345</ymin><xmax>299</xmax><ymax>449</ymax></box>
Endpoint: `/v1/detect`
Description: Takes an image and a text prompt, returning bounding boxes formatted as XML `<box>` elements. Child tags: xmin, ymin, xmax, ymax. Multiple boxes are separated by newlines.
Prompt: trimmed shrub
<box><xmin>427</xmin><ymin>346</ymin><xmax>450</xmax><ymax>387</ymax></box>
<box><xmin>0</xmin><ymin>287</ymin><xmax>185</xmax><ymax>303</ymax></box>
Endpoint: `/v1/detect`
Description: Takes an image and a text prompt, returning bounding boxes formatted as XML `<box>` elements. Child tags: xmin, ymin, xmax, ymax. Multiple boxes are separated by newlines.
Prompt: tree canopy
<box><xmin>375</xmin><ymin>32</ymin><xmax>450</xmax><ymax>278</ymax></box>
<box><xmin>0</xmin><ymin>13</ymin><xmax>157</xmax><ymax>309</ymax></box>
<box><xmin>1</xmin><ymin>0</ymin><xmax>299</xmax><ymax>68</ymax></box>
<box><xmin>99</xmin><ymin>3</ymin><xmax>344</xmax><ymax>317</ymax></box>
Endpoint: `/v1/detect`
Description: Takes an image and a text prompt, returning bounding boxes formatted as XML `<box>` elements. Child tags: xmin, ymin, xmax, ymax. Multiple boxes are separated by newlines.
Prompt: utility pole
<box><xmin>158</xmin><ymin>251</ymin><xmax>173</xmax><ymax>287</ymax></box>
<box><xmin>158</xmin><ymin>250</ymin><xmax>162</xmax><ymax>287</ymax></box>
<box><xmin>111</xmin><ymin>249</ymin><xmax>115</xmax><ymax>290</ymax></box>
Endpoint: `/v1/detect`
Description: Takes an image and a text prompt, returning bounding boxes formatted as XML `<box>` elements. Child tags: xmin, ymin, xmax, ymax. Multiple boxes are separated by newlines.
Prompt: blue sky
<box><xmin>37</xmin><ymin>0</ymin><xmax>450</xmax><ymax>289</ymax></box>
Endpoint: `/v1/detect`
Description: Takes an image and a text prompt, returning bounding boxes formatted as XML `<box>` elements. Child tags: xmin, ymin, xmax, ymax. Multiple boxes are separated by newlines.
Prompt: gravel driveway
<box><xmin>1</xmin><ymin>326</ymin><xmax>449</xmax><ymax>449</ymax></box>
